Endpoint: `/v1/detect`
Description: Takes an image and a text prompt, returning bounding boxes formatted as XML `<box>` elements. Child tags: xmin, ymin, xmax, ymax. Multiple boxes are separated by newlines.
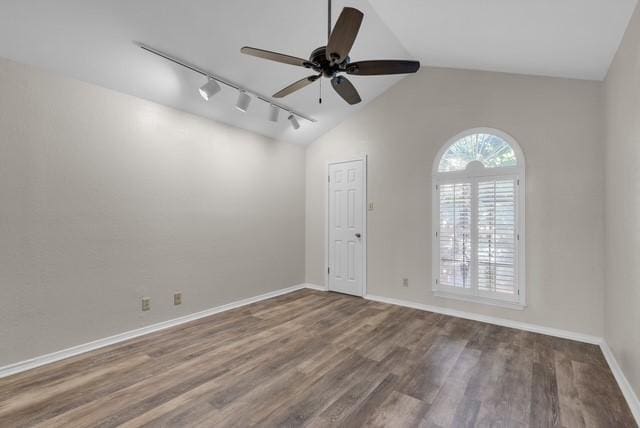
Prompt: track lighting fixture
<box><xmin>137</xmin><ymin>43</ymin><xmax>315</xmax><ymax>125</ymax></box>
<box><xmin>235</xmin><ymin>91</ymin><xmax>251</xmax><ymax>112</ymax></box>
<box><xmin>199</xmin><ymin>78</ymin><xmax>221</xmax><ymax>101</ymax></box>
<box><xmin>288</xmin><ymin>114</ymin><xmax>300</xmax><ymax>130</ymax></box>
<box><xmin>269</xmin><ymin>104</ymin><xmax>280</xmax><ymax>122</ymax></box>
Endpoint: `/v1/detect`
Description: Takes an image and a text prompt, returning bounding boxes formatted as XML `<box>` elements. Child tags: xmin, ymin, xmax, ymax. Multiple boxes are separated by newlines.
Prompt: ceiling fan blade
<box><xmin>326</xmin><ymin>7</ymin><xmax>363</xmax><ymax>64</ymax></box>
<box><xmin>346</xmin><ymin>60</ymin><xmax>420</xmax><ymax>76</ymax></box>
<box><xmin>273</xmin><ymin>75</ymin><xmax>320</xmax><ymax>98</ymax></box>
<box><xmin>331</xmin><ymin>76</ymin><xmax>361</xmax><ymax>105</ymax></box>
<box><xmin>241</xmin><ymin>47</ymin><xmax>312</xmax><ymax>68</ymax></box>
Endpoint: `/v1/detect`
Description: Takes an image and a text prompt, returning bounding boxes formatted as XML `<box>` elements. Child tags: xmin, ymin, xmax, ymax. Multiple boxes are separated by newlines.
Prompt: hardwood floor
<box><xmin>0</xmin><ymin>289</ymin><xmax>636</xmax><ymax>427</ymax></box>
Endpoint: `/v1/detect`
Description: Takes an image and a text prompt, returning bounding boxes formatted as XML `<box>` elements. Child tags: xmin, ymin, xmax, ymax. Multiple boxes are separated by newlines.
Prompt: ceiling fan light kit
<box><xmin>241</xmin><ymin>0</ymin><xmax>421</xmax><ymax>106</ymax></box>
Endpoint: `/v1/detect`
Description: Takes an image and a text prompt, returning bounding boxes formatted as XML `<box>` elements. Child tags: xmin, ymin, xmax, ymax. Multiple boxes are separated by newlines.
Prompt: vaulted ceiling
<box><xmin>0</xmin><ymin>0</ymin><xmax>636</xmax><ymax>144</ymax></box>
<box><xmin>368</xmin><ymin>0</ymin><xmax>638</xmax><ymax>81</ymax></box>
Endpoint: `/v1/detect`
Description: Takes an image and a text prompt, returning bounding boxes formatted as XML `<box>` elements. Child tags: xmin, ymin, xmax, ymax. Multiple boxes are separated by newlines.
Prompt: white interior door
<box><xmin>328</xmin><ymin>159</ymin><xmax>365</xmax><ymax>296</ymax></box>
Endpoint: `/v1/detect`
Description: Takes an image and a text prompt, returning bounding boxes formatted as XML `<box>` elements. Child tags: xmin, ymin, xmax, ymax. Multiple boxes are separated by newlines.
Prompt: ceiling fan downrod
<box><xmin>328</xmin><ymin>0</ymin><xmax>332</xmax><ymax>42</ymax></box>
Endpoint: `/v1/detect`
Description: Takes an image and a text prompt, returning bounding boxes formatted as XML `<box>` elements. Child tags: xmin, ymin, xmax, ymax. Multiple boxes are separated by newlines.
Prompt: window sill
<box><xmin>433</xmin><ymin>290</ymin><xmax>526</xmax><ymax>311</ymax></box>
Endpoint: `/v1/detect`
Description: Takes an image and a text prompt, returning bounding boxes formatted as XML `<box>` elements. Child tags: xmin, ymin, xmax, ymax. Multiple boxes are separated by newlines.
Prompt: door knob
<box><xmin>355</xmin><ymin>233</ymin><xmax>361</xmax><ymax>238</ymax></box>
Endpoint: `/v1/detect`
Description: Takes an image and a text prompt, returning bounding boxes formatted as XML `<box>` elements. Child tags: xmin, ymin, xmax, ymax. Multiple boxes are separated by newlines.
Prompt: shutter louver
<box><xmin>477</xmin><ymin>179</ymin><xmax>517</xmax><ymax>295</ymax></box>
<box><xmin>439</xmin><ymin>183</ymin><xmax>472</xmax><ymax>289</ymax></box>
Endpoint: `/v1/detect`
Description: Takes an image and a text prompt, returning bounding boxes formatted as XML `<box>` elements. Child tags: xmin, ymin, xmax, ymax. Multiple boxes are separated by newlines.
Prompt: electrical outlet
<box><xmin>402</xmin><ymin>278</ymin><xmax>409</xmax><ymax>287</ymax></box>
<box><xmin>368</xmin><ymin>202</ymin><xmax>374</xmax><ymax>211</ymax></box>
<box><xmin>141</xmin><ymin>297</ymin><xmax>151</xmax><ymax>311</ymax></box>
<box><xmin>174</xmin><ymin>292</ymin><xmax>182</xmax><ymax>306</ymax></box>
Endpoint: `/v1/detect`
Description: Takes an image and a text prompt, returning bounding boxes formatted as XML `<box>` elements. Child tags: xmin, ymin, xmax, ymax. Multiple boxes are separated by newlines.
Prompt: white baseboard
<box><xmin>600</xmin><ymin>341</ymin><xmax>640</xmax><ymax>423</ymax></box>
<box><xmin>357</xmin><ymin>291</ymin><xmax>638</xmax><ymax>425</ymax></box>
<box><xmin>364</xmin><ymin>293</ymin><xmax>602</xmax><ymax>344</ymax></box>
<box><xmin>0</xmin><ymin>283</ymin><xmax>310</xmax><ymax>379</ymax></box>
<box><xmin>303</xmin><ymin>283</ymin><xmax>329</xmax><ymax>291</ymax></box>
<box><xmin>3</xmin><ymin>283</ymin><xmax>638</xmax><ymax>426</ymax></box>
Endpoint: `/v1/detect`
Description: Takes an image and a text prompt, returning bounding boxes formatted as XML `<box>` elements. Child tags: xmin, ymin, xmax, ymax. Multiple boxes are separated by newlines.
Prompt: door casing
<box><xmin>325</xmin><ymin>156</ymin><xmax>367</xmax><ymax>297</ymax></box>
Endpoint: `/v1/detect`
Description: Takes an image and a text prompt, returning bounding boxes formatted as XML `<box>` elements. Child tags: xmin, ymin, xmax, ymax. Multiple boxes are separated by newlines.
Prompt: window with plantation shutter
<box><xmin>433</xmin><ymin>129</ymin><xmax>525</xmax><ymax>309</ymax></box>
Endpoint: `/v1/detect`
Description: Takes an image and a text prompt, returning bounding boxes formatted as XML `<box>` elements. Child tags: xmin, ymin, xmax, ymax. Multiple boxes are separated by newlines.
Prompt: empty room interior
<box><xmin>1</xmin><ymin>0</ymin><xmax>640</xmax><ymax>427</ymax></box>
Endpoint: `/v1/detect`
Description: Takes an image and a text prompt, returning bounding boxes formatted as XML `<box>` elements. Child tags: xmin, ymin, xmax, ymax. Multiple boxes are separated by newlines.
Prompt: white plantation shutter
<box><xmin>434</xmin><ymin>130</ymin><xmax>524</xmax><ymax>307</ymax></box>
<box><xmin>438</xmin><ymin>183</ymin><xmax>472</xmax><ymax>289</ymax></box>
<box><xmin>477</xmin><ymin>179</ymin><xmax>517</xmax><ymax>296</ymax></box>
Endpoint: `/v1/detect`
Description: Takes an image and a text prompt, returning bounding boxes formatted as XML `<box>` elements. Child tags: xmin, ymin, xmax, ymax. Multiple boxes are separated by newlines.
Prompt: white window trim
<box><xmin>432</xmin><ymin>128</ymin><xmax>526</xmax><ymax>310</ymax></box>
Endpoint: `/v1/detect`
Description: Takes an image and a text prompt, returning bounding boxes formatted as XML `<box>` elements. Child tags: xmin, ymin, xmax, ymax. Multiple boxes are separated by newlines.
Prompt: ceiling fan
<box><xmin>240</xmin><ymin>0</ymin><xmax>420</xmax><ymax>105</ymax></box>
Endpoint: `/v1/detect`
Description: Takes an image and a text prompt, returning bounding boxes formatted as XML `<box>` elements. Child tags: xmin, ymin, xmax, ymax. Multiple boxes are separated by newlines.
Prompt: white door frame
<box><xmin>325</xmin><ymin>156</ymin><xmax>368</xmax><ymax>297</ymax></box>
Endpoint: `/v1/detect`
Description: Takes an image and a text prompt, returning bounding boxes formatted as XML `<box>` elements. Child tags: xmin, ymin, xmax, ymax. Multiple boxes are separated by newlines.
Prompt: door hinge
<box><xmin>435</xmin><ymin>184</ymin><xmax>439</xmax><ymax>191</ymax></box>
<box><xmin>328</xmin><ymin>266</ymin><xmax>330</xmax><ymax>274</ymax></box>
<box><xmin>517</xmin><ymin>233</ymin><xmax>520</xmax><ymax>241</ymax></box>
<box><xmin>435</xmin><ymin>279</ymin><xmax>439</xmax><ymax>285</ymax></box>
<box><xmin>517</xmin><ymin>289</ymin><xmax>520</xmax><ymax>295</ymax></box>
<box><xmin>328</xmin><ymin>175</ymin><xmax>330</xmax><ymax>183</ymax></box>
<box><xmin>435</xmin><ymin>231</ymin><xmax>439</xmax><ymax>238</ymax></box>
<box><xmin>517</xmin><ymin>179</ymin><xmax>520</xmax><ymax>186</ymax></box>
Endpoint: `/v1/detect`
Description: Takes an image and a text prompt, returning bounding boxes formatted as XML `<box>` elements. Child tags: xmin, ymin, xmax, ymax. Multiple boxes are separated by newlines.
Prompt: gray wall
<box><xmin>0</xmin><ymin>58</ymin><xmax>306</xmax><ymax>366</ymax></box>
<box><xmin>306</xmin><ymin>67</ymin><xmax>605</xmax><ymax>336</ymax></box>
<box><xmin>604</xmin><ymin>2</ymin><xmax>640</xmax><ymax>399</ymax></box>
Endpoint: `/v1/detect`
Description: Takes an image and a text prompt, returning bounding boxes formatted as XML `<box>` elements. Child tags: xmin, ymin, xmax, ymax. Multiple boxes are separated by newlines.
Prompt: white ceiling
<box><xmin>0</xmin><ymin>0</ymin><xmax>410</xmax><ymax>144</ymax></box>
<box><xmin>369</xmin><ymin>0</ymin><xmax>638</xmax><ymax>81</ymax></box>
<box><xmin>0</xmin><ymin>1</ymin><xmax>637</xmax><ymax>144</ymax></box>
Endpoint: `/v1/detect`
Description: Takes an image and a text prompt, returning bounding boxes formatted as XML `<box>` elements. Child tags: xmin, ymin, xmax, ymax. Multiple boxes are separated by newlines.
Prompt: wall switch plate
<box><xmin>402</xmin><ymin>278</ymin><xmax>409</xmax><ymax>287</ymax></box>
<box><xmin>368</xmin><ymin>202</ymin><xmax>374</xmax><ymax>211</ymax></box>
<box><xmin>141</xmin><ymin>297</ymin><xmax>151</xmax><ymax>311</ymax></box>
<box><xmin>174</xmin><ymin>292</ymin><xmax>182</xmax><ymax>305</ymax></box>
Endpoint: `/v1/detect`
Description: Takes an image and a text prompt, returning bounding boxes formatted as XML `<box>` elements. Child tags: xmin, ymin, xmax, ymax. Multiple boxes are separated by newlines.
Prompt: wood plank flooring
<box><xmin>0</xmin><ymin>289</ymin><xmax>636</xmax><ymax>427</ymax></box>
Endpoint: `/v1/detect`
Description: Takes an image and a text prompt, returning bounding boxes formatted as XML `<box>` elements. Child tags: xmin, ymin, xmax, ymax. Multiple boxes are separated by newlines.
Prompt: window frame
<box><xmin>432</xmin><ymin>128</ymin><xmax>526</xmax><ymax>310</ymax></box>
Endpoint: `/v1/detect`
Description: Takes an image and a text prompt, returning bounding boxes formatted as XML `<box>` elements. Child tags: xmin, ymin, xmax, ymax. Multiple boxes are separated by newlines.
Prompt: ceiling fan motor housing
<box><xmin>309</xmin><ymin>46</ymin><xmax>349</xmax><ymax>78</ymax></box>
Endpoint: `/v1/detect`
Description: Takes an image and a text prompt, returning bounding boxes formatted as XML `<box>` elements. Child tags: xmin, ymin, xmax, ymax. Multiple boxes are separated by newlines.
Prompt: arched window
<box><xmin>432</xmin><ymin>128</ymin><xmax>525</xmax><ymax>309</ymax></box>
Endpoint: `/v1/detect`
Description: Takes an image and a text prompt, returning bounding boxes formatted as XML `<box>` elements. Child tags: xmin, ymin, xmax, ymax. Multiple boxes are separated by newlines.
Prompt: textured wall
<box><xmin>0</xmin><ymin>58</ymin><xmax>306</xmax><ymax>366</ymax></box>
<box><xmin>604</xmin><ymin>2</ymin><xmax>640</xmax><ymax>400</ymax></box>
<box><xmin>306</xmin><ymin>66</ymin><xmax>605</xmax><ymax>336</ymax></box>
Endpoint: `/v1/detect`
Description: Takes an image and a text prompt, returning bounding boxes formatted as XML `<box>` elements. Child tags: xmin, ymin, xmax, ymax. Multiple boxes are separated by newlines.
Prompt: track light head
<box><xmin>288</xmin><ymin>114</ymin><xmax>300</xmax><ymax>130</ymax></box>
<box><xmin>235</xmin><ymin>91</ymin><xmax>251</xmax><ymax>112</ymax></box>
<box><xmin>199</xmin><ymin>78</ymin><xmax>221</xmax><ymax>101</ymax></box>
<box><xmin>269</xmin><ymin>104</ymin><xmax>280</xmax><ymax>122</ymax></box>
